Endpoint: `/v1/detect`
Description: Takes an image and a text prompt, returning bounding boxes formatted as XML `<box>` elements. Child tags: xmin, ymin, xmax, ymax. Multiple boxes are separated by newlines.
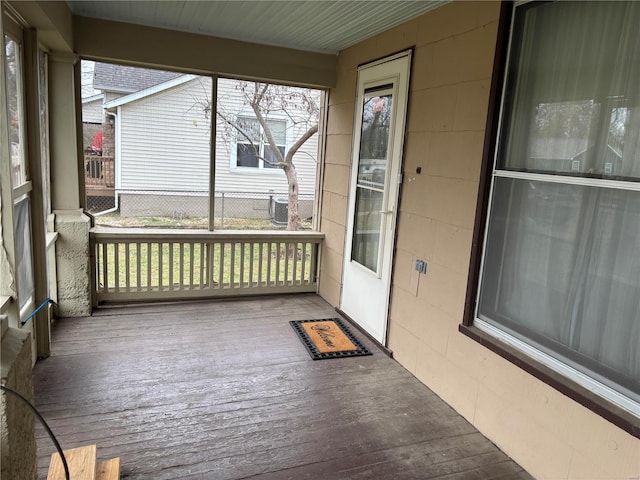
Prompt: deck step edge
<box><xmin>47</xmin><ymin>444</ymin><xmax>97</xmax><ymax>480</ymax></box>
<box><xmin>96</xmin><ymin>457</ymin><xmax>121</xmax><ymax>480</ymax></box>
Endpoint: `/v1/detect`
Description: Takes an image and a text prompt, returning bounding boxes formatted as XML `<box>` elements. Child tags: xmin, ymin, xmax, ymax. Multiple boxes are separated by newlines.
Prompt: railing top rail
<box><xmin>91</xmin><ymin>227</ymin><xmax>324</xmax><ymax>242</ymax></box>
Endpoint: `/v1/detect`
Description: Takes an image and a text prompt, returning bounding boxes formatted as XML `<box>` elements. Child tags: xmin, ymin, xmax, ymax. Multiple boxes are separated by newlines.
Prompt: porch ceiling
<box><xmin>65</xmin><ymin>0</ymin><xmax>448</xmax><ymax>54</ymax></box>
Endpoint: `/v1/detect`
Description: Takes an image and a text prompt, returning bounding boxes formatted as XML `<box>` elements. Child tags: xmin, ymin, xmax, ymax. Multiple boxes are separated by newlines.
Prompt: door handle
<box><xmin>379</xmin><ymin>210</ymin><xmax>393</xmax><ymax>214</ymax></box>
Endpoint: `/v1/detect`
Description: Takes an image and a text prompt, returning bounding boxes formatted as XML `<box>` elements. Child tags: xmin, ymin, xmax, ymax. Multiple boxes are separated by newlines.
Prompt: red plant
<box><xmin>91</xmin><ymin>130</ymin><xmax>103</xmax><ymax>152</ymax></box>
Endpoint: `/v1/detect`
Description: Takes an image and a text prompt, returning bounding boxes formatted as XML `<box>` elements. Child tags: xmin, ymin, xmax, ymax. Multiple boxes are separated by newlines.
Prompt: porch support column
<box><xmin>49</xmin><ymin>53</ymin><xmax>91</xmax><ymax>317</ymax></box>
<box><xmin>24</xmin><ymin>29</ymin><xmax>52</xmax><ymax>357</ymax></box>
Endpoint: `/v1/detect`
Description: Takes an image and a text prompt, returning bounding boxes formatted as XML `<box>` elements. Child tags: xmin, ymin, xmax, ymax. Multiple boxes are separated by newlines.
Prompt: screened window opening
<box><xmin>5</xmin><ymin>34</ymin><xmax>27</xmax><ymax>187</ymax></box>
<box><xmin>81</xmin><ymin>65</ymin><xmax>321</xmax><ymax>231</ymax></box>
<box><xmin>477</xmin><ymin>1</ymin><xmax>640</xmax><ymax>413</ymax></box>
<box><xmin>215</xmin><ymin>78</ymin><xmax>320</xmax><ymax>230</ymax></box>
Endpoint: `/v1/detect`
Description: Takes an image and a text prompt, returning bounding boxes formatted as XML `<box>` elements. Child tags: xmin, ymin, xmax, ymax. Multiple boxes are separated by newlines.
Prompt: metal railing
<box><xmin>91</xmin><ymin>228</ymin><xmax>323</xmax><ymax>303</ymax></box>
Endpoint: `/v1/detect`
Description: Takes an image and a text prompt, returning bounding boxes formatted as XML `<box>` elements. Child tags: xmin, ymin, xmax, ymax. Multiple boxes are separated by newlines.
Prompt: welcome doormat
<box><xmin>289</xmin><ymin>318</ymin><xmax>372</xmax><ymax>360</ymax></box>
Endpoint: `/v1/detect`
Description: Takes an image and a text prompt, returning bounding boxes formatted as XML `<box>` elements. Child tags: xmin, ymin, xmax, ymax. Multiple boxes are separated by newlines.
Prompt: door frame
<box><xmin>339</xmin><ymin>50</ymin><xmax>412</xmax><ymax>346</ymax></box>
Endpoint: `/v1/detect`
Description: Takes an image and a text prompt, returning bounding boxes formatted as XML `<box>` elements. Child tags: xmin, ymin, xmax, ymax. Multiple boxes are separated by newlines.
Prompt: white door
<box><xmin>340</xmin><ymin>52</ymin><xmax>411</xmax><ymax>345</ymax></box>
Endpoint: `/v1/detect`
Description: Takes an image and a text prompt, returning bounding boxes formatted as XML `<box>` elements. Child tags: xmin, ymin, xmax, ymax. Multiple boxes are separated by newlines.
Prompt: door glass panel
<box><xmin>351</xmin><ymin>188</ymin><xmax>383</xmax><ymax>271</ymax></box>
<box><xmin>351</xmin><ymin>87</ymin><xmax>393</xmax><ymax>272</ymax></box>
<box><xmin>4</xmin><ymin>35</ymin><xmax>27</xmax><ymax>186</ymax></box>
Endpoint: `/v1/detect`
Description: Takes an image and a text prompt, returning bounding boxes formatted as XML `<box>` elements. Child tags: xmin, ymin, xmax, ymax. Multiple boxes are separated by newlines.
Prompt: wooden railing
<box><xmin>85</xmin><ymin>156</ymin><xmax>115</xmax><ymax>188</ymax></box>
<box><xmin>91</xmin><ymin>228</ymin><xmax>323</xmax><ymax>303</ymax></box>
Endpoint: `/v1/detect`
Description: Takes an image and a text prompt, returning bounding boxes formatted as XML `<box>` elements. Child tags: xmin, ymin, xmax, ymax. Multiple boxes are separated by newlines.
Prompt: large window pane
<box><xmin>39</xmin><ymin>50</ymin><xmax>51</xmax><ymax>221</ymax></box>
<box><xmin>479</xmin><ymin>1</ymin><xmax>640</xmax><ymax>411</ymax></box>
<box><xmin>499</xmin><ymin>1</ymin><xmax>640</xmax><ymax>180</ymax></box>
<box><xmin>4</xmin><ymin>35</ymin><xmax>27</xmax><ymax>186</ymax></box>
<box><xmin>479</xmin><ymin>178</ymin><xmax>640</xmax><ymax>400</ymax></box>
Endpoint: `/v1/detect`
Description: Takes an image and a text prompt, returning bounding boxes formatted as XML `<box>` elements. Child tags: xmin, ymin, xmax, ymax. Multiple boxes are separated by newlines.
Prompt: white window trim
<box><xmin>475</xmin><ymin>319</ymin><xmax>640</xmax><ymax>417</ymax></box>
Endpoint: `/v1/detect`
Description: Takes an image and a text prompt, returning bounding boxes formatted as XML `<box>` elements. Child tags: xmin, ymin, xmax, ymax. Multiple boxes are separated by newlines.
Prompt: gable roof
<box><xmin>103</xmin><ymin>74</ymin><xmax>197</xmax><ymax>109</ymax></box>
<box><xmin>82</xmin><ymin>93</ymin><xmax>104</xmax><ymax>104</ymax></box>
<box><xmin>94</xmin><ymin>62</ymin><xmax>183</xmax><ymax>94</ymax></box>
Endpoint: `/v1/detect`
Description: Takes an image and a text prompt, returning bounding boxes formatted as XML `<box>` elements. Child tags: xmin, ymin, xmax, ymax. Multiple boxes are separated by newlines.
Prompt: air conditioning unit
<box><xmin>273</xmin><ymin>197</ymin><xmax>288</xmax><ymax>225</ymax></box>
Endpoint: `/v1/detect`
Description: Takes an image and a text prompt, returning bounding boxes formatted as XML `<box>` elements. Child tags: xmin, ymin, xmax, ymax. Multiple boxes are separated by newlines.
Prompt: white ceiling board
<box><xmin>66</xmin><ymin>1</ymin><xmax>449</xmax><ymax>54</ymax></box>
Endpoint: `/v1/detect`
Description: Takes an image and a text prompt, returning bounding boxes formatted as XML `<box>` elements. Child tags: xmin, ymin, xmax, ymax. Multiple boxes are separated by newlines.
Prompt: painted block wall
<box><xmin>318</xmin><ymin>1</ymin><xmax>640</xmax><ymax>478</ymax></box>
<box><xmin>1</xmin><ymin>319</ymin><xmax>37</xmax><ymax>480</ymax></box>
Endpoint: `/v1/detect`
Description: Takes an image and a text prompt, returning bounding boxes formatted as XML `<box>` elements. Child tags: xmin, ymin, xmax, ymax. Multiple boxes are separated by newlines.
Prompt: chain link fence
<box><xmin>88</xmin><ymin>190</ymin><xmax>314</xmax><ymax>230</ymax></box>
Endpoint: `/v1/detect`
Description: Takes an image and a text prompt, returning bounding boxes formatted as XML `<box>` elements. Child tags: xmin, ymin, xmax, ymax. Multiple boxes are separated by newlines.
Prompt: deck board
<box><xmin>34</xmin><ymin>294</ymin><xmax>531</xmax><ymax>479</ymax></box>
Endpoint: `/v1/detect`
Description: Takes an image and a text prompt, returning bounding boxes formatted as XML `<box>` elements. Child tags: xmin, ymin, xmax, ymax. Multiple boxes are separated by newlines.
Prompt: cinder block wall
<box><xmin>1</xmin><ymin>318</ymin><xmax>37</xmax><ymax>480</ymax></box>
<box><xmin>318</xmin><ymin>1</ymin><xmax>640</xmax><ymax>478</ymax></box>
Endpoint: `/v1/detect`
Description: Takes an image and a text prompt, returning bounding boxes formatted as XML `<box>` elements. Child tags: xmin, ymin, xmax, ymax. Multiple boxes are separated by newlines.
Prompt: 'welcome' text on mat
<box><xmin>290</xmin><ymin>318</ymin><xmax>372</xmax><ymax>360</ymax></box>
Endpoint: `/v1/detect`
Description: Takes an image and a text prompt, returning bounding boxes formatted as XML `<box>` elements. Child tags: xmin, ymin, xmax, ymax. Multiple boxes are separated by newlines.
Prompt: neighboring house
<box><xmin>81</xmin><ymin>93</ymin><xmax>104</xmax><ymax>155</ymax></box>
<box><xmin>85</xmin><ymin>63</ymin><xmax>318</xmax><ymax>220</ymax></box>
<box><xmin>81</xmin><ymin>93</ymin><xmax>104</xmax><ymax>124</ymax></box>
<box><xmin>528</xmin><ymin>137</ymin><xmax>624</xmax><ymax>174</ymax></box>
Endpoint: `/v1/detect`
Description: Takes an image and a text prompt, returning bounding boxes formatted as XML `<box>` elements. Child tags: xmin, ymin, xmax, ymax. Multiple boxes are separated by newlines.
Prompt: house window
<box><xmin>235</xmin><ymin>116</ymin><xmax>286</xmax><ymax>170</ymax></box>
<box><xmin>475</xmin><ymin>1</ymin><xmax>640</xmax><ymax>414</ymax></box>
<box><xmin>5</xmin><ymin>34</ymin><xmax>27</xmax><ymax>187</ymax></box>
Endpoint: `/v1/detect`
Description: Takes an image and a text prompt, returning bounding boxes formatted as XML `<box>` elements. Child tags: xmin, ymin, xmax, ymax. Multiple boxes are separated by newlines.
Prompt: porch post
<box><xmin>23</xmin><ymin>29</ymin><xmax>52</xmax><ymax>357</ymax></box>
<box><xmin>49</xmin><ymin>52</ymin><xmax>92</xmax><ymax>317</ymax></box>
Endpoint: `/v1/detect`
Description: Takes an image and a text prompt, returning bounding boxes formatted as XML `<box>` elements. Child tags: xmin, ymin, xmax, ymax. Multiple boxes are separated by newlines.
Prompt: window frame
<box><xmin>3</xmin><ymin>11</ymin><xmax>36</xmax><ymax>321</ymax></box>
<box><xmin>4</xmin><ymin>25</ymin><xmax>29</xmax><ymax>191</ymax></box>
<box><xmin>460</xmin><ymin>1</ymin><xmax>640</xmax><ymax>439</ymax></box>
<box><xmin>230</xmin><ymin>114</ymin><xmax>288</xmax><ymax>172</ymax></box>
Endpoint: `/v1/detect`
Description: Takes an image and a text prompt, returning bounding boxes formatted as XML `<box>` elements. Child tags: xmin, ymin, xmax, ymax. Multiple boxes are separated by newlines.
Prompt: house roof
<box><xmin>103</xmin><ymin>74</ymin><xmax>197</xmax><ymax>109</ymax></box>
<box><xmin>67</xmin><ymin>1</ymin><xmax>448</xmax><ymax>55</ymax></box>
<box><xmin>529</xmin><ymin>138</ymin><xmax>622</xmax><ymax>161</ymax></box>
<box><xmin>82</xmin><ymin>93</ymin><xmax>104</xmax><ymax>104</ymax></box>
<box><xmin>530</xmin><ymin>138</ymin><xmax>589</xmax><ymax>160</ymax></box>
<box><xmin>94</xmin><ymin>62</ymin><xmax>183</xmax><ymax>94</ymax></box>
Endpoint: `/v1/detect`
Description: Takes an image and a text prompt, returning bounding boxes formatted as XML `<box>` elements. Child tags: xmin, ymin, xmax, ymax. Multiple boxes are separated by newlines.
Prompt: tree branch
<box><xmin>285</xmin><ymin>124</ymin><xmax>318</xmax><ymax>163</ymax></box>
<box><xmin>251</xmin><ymin>101</ymin><xmax>285</xmax><ymax>165</ymax></box>
<box><xmin>216</xmin><ymin>110</ymin><xmax>268</xmax><ymax>165</ymax></box>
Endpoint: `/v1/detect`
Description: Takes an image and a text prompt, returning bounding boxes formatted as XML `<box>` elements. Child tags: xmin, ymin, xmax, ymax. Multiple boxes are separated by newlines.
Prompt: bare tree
<box><xmin>195</xmin><ymin>79</ymin><xmax>320</xmax><ymax>231</ymax></box>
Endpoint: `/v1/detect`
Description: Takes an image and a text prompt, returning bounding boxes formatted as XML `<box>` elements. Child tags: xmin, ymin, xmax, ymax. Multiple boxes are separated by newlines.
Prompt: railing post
<box><xmin>220</xmin><ymin>192</ymin><xmax>225</xmax><ymax>229</ymax></box>
<box><xmin>207</xmin><ymin>241</ymin><xmax>215</xmax><ymax>288</ymax></box>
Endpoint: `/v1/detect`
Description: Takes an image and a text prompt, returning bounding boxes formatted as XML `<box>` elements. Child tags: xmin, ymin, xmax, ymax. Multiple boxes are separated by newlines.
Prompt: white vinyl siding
<box><xmin>116</xmin><ymin>77</ymin><xmax>318</xmax><ymax>195</ymax></box>
<box><xmin>118</xmin><ymin>77</ymin><xmax>210</xmax><ymax>191</ymax></box>
<box><xmin>215</xmin><ymin>77</ymin><xmax>318</xmax><ymax>194</ymax></box>
<box><xmin>81</xmin><ymin>96</ymin><xmax>104</xmax><ymax>124</ymax></box>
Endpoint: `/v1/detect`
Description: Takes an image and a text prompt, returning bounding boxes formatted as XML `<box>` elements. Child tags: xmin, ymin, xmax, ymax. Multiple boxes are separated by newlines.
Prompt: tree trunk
<box><xmin>283</xmin><ymin>164</ymin><xmax>300</xmax><ymax>231</ymax></box>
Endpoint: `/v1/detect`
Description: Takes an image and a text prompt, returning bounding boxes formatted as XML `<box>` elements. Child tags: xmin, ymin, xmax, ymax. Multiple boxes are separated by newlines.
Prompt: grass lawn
<box><xmin>98</xmin><ymin>240</ymin><xmax>313</xmax><ymax>290</ymax></box>
<box><xmin>95</xmin><ymin>213</ymin><xmax>312</xmax><ymax>230</ymax></box>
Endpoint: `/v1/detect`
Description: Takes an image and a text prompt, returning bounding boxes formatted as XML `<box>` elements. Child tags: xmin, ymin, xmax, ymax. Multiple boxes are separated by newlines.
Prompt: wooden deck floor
<box><xmin>33</xmin><ymin>294</ymin><xmax>532</xmax><ymax>479</ymax></box>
